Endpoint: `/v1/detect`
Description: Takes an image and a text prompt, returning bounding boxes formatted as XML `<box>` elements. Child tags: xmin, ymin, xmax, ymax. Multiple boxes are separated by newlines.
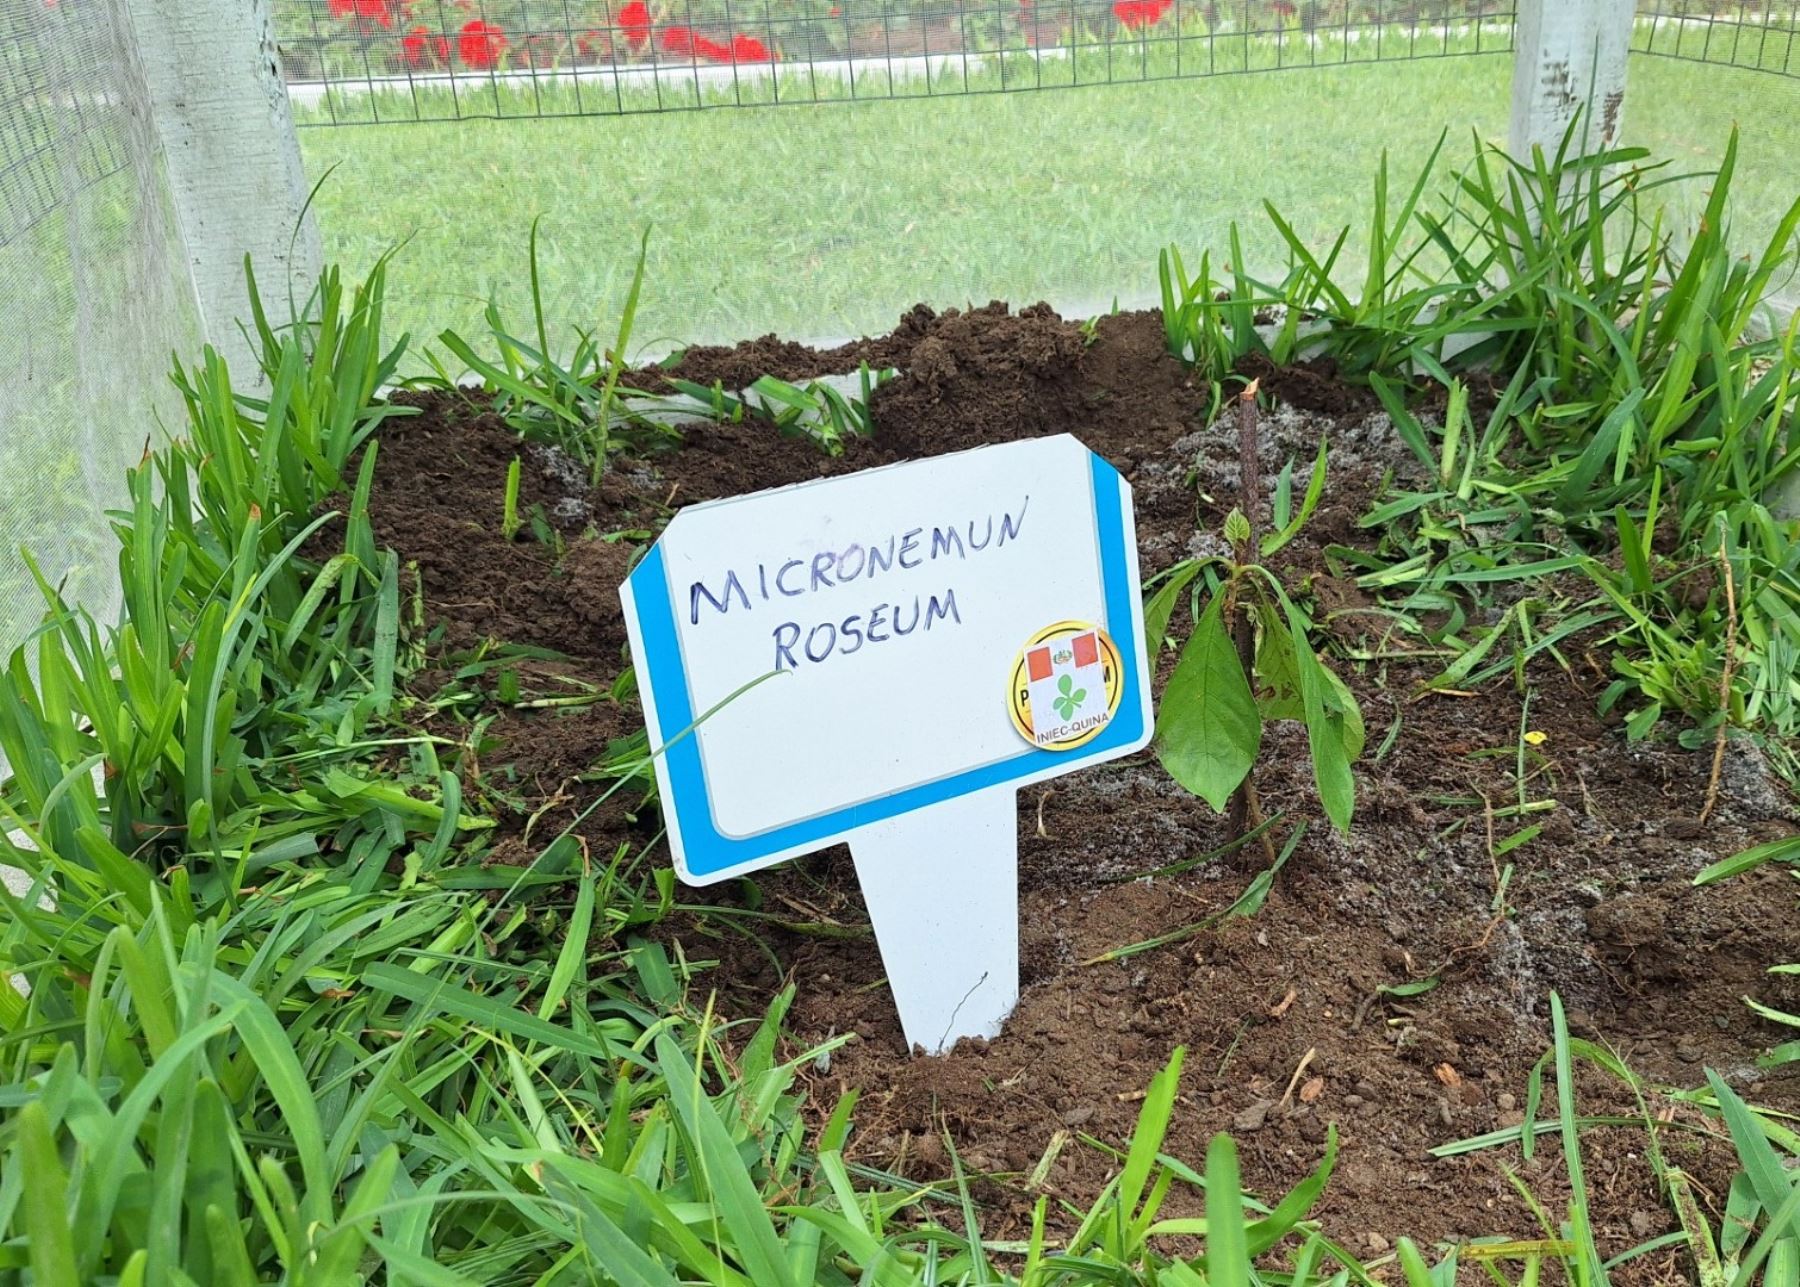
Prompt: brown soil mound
<box><xmin>364</xmin><ymin>301</ymin><xmax>1800</xmax><ymax>1278</ymax></box>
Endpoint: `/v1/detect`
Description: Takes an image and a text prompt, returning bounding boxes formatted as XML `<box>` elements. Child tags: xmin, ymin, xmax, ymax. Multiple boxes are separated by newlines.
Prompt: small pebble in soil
<box><xmin>912</xmin><ymin>1132</ymin><xmax>944</xmax><ymax>1168</ymax></box>
<box><xmin>1365</xmin><ymin>1233</ymin><xmax>1391</xmax><ymax>1254</ymax></box>
<box><xmin>1233</xmin><ymin>1100</ymin><xmax>1273</xmax><ymax>1133</ymax></box>
<box><xmin>1497</xmin><ymin>1091</ymin><xmax>1517</xmax><ymax>1112</ymax></box>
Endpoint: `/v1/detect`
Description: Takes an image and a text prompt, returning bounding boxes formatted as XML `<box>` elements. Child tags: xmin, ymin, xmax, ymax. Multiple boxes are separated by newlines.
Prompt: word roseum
<box><xmin>686</xmin><ymin>498</ymin><xmax>1030</xmax><ymax>671</ymax></box>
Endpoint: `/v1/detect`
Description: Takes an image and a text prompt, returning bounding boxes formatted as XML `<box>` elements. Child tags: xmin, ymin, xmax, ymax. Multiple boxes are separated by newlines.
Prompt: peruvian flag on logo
<box><xmin>1025</xmin><ymin>630</ymin><xmax>1105</xmax><ymax>742</ymax></box>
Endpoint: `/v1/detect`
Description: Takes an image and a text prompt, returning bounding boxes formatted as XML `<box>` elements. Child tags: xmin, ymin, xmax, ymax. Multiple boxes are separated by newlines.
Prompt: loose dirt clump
<box><xmin>363</xmin><ymin>302</ymin><xmax>1800</xmax><ymax>1275</ymax></box>
<box><xmin>1235</xmin><ymin>351</ymin><xmax>1381</xmax><ymax>423</ymax></box>
<box><xmin>642</xmin><ymin>304</ymin><xmax>937</xmax><ymax>391</ymax></box>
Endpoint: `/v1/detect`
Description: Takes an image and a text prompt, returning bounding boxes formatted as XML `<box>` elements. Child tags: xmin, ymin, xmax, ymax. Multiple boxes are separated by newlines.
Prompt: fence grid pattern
<box><xmin>0</xmin><ymin>3</ymin><xmax>130</xmax><ymax>250</ymax></box>
<box><xmin>1633</xmin><ymin>1</ymin><xmax>1800</xmax><ymax>73</ymax></box>
<box><xmin>280</xmin><ymin>0</ymin><xmax>1800</xmax><ymax>125</ymax></box>
<box><xmin>281</xmin><ymin>0</ymin><xmax>1522</xmax><ymax>124</ymax></box>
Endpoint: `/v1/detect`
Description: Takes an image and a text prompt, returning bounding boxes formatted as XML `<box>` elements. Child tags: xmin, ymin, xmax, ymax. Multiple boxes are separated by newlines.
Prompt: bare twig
<box><xmin>1278</xmin><ymin>1045</ymin><xmax>1318</xmax><ymax>1110</ymax></box>
<box><xmin>1700</xmin><ymin>536</ymin><xmax>1739</xmax><ymax>824</ymax></box>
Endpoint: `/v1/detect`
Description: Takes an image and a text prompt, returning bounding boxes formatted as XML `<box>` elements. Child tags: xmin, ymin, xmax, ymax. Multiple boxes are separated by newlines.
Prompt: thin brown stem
<box><xmin>1237</xmin><ymin>378</ymin><xmax>1264</xmax><ymax>550</ymax></box>
<box><xmin>1227</xmin><ymin>381</ymin><xmax>1277</xmax><ymax>865</ymax></box>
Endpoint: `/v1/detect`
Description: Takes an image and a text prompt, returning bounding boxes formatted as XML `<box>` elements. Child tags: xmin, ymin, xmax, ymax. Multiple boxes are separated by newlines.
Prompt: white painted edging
<box><xmin>286</xmin><ymin>50</ymin><xmax>1049</xmax><ymax>110</ymax></box>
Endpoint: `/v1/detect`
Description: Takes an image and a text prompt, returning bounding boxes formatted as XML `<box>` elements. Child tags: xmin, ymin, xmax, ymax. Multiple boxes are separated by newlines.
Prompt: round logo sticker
<box><xmin>1007</xmin><ymin>621</ymin><xmax>1125</xmax><ymax>752</ymax></box>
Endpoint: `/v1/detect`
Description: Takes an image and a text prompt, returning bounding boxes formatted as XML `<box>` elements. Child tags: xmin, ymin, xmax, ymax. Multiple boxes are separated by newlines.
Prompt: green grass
<box><xmin>300</xmin><ymin>55</ymin><xmax>1513</xmax><ymax>348</ymax></box>
<box><xmin>299</xmin><ymin>54</ymin><xmax>1800</xmax><ymax>355</ymax></box>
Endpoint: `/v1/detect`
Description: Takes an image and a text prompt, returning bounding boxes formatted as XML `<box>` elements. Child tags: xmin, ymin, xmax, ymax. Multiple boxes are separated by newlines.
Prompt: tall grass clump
<box><xmin>436</xmin><ymin>221</ymin><xmax>652</xmax><ymax>486</ymax></box>
<box><xmin>1159</xmin><ymin>120</ymin><xmax>1800</xmax><ymax>773</ymax></box>
<box><xmin>1432</xmin><ymin>994</ymin><xmax>1800</xmax><ymax>1287</ymax></box>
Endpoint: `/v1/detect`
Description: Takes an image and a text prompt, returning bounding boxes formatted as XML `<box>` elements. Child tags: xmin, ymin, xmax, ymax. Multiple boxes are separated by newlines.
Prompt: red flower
<box><xmin>330</xmin><ymin>0</ymin><xmax>395</xmax><ymax>27</ymax></box>
<box><xmin>400</xmin><ymin>25</ymin><xmax>450</xmax><ymax>66</ymax></box>
<box><xmin>694</xmin><ymin>33</ymin><xmax>734</xmax><ymax>62</ymax></box>
<box><xmin>730</xmin><ymin>33</ymin><xmax>772</xmax><ymax>62</ymax></box>
<box><xmin>660</xmin><ymin>27</ymin><xmax>771</xmax><ymax>63</ymax></box>
<box><xmin>618</xmin><ymin>1</ymin><xmax>652</xmax><ymax>48</ymax></box>
<box><xmin>458</xmin><ymin>19</ymin><xmax>506</xmax><ymax>67</ymax></box>
<box><xmin>1110</xmin><ymin>0</ymin><xmax>1169</xmax><ymax>28</ymax></box>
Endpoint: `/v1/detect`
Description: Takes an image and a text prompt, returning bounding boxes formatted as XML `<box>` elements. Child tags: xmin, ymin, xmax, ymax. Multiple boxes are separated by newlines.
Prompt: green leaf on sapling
<box><xmin>1320</xmin><ymin>664</ymin><xmax>1366</xmax><ymax>761</ymax></box>
<box><xmin>1156</xmin><ymin>593</ymin><xmax>1261</xmax><ymax>812</ymax></box>
<box><xmin>1254</xmin><ymin>602</ymin><xmax>1306</xmax><ymax>723</ymax></box>
<box><xmin>1280</xmin><ymin>597</ymin><xmax>1356</xmax><ymax>834</ymax></box>
<box><xmin>1143</xmin><ymin>560</ymin><xmax>1203</xmax><ymax>653</ymax></box>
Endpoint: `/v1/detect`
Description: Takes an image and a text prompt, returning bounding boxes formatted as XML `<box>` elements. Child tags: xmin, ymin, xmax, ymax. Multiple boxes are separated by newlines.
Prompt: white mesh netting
<box><xmin>0</xmin><ymin>0</ymin><xmax>203</xmax><ymax>658</ymax></box>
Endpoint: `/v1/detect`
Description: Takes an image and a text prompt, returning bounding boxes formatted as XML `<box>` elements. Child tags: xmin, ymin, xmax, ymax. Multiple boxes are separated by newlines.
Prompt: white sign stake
<box><xmin>619</xmin><ymin>435</ymin><xmax>1152</xmax><ymax>1053</ymax></box>
<box><xmin>848</xmin><ymin>785</ymin><xmax>1018</xmax><ymax>1053</ymax></box>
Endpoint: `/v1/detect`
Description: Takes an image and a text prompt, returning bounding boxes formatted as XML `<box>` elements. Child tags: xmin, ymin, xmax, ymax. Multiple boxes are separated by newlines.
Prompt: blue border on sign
<box><xmin>631</xmin><ymin>450</ymin><xmax>1144</xmax><ymax>878</ymax></box>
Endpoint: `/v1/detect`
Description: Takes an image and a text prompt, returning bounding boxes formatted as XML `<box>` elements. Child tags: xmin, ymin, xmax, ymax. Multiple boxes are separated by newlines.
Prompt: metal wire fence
<box><xmin>279</xmin><ymin>0</ymin><xmax>1522</xmax><ymax>124</ymax></box>
<box><xmin>0</xmin><ymin>1</ymin><xmax>131</xmax><ymax>250</ymax></box>
<box><xmin>1633</xmin><ymin>1</ymin><xmax>1800</xmax><ymax>74</ymax></box>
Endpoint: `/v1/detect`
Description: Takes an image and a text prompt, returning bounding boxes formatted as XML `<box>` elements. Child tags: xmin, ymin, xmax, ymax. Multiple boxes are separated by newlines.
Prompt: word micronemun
<box><xmin>685</xmin><ymin>498</ymin><xmax>1031</xmax><ymax>670</ymax></box>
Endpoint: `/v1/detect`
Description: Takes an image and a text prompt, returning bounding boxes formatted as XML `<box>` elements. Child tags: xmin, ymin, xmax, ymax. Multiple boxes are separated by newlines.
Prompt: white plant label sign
<box><xmin>620</xmin><ymin>434</ymin><xmax>1152</xmax><ymax>1052</ymax></box>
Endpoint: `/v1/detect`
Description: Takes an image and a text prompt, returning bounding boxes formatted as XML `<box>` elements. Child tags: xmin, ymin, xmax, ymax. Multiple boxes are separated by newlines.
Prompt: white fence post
<box><xmin>1509</xmin><ymin>0</ymin><xmax>1635</xmax><ymax>159</ymax></box>
<box><xmin>119</xmin><ymin>0</ymin><xmax>320</xmax><ymax>379</ymax></box>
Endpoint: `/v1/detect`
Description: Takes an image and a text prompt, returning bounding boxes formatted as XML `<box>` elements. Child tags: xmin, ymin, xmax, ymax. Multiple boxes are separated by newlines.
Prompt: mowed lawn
<box><xmin>298</xmin><ymin>55</ymin><xmax>1800</xmax><ymax>352</ymax></box>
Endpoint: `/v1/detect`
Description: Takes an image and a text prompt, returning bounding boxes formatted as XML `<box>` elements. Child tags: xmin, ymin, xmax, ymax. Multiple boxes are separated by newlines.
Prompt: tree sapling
<box><xmin>1147</xmin><ymin>382</ymin><xmax>1361</xmax><ymax>844</ymax></box>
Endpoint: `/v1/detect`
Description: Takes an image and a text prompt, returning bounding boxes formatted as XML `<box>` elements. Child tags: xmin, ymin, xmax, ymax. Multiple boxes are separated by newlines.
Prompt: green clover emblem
<box><xmin>1052</xmin><ymin>673</ymin><xmax>1087</xmax><ymax>721</ymax></box>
